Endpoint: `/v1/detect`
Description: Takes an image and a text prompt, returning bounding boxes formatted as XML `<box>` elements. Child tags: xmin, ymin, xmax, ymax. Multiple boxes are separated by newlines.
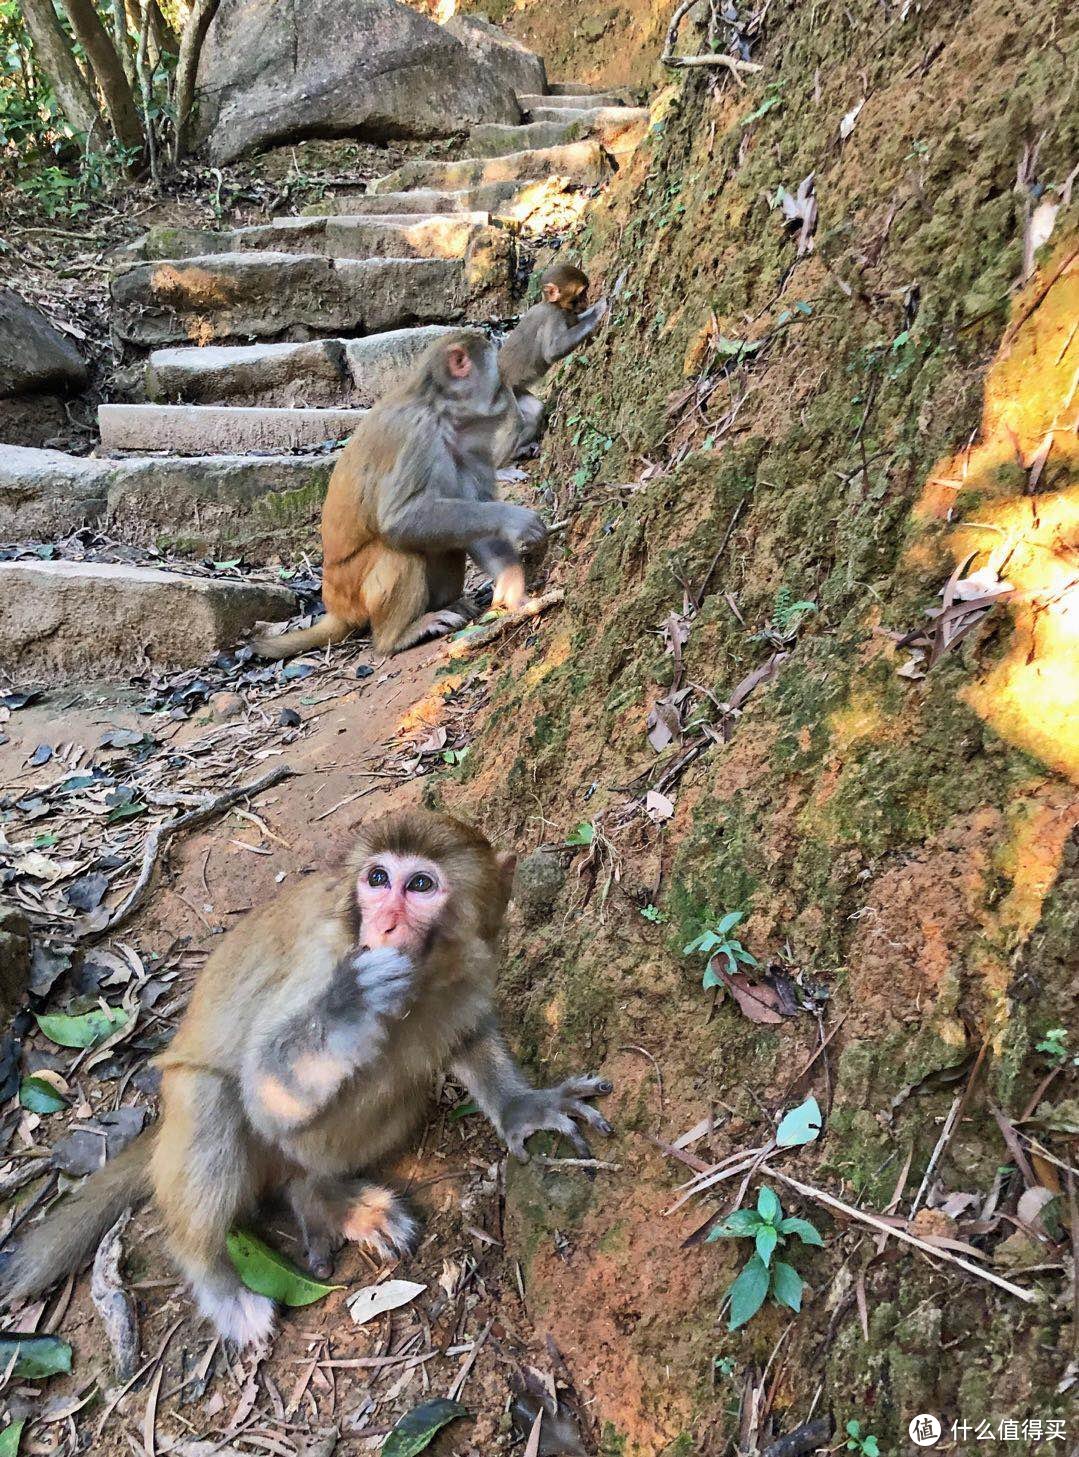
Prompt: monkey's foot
<box><xmin>412</xmin><ymin>606</ymin><xmax>473</xmax><ymax>644</ymax></box>
<box><xmin>200</xmin><ymin>1285</ymin><xmax>276</xmax><ymax>1350</ymax></box>
<box><xmin>501</xmin><ymin>1073</ymin><xmax>615</xmax><ymax>1163</ymax></box>
<box><xmin>492</xmin><ymin>564</ymin><xmax>527</xmax><ymax>612</ymax></box>
<box><xmin>341</xmin><ymin>1184</ymin><xmax>418</xmax><ymax>1263</ymax></box>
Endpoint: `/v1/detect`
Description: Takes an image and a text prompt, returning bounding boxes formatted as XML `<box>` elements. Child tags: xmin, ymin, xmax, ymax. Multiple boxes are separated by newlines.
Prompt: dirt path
<box><xmin>1</xmin><ymin>628</ymin><xmax>592</xmax><ymax>1456</ymax></box>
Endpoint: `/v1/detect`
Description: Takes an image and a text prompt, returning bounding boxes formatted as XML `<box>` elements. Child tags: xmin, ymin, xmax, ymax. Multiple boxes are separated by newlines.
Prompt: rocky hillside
<box><xmin>436</xmin><ymin>0</ymin><xmax>1079</xmax><ymax>1448</ymax></box>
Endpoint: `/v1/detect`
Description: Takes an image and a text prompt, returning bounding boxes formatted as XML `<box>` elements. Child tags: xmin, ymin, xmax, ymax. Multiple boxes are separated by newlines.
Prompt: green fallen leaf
<box><xmin>381</xmin><ymin>1397</ymin><xmax>469</xmax><ymax>1456</ymax></box>
<box><xmin>0</xmin><ymin>1332</ymin><xmax>72</xmax><ymax>1379</ymax></box>
<box><xmin>19</xmin><ymin>1075</ymin><xmax>67</xmax><ymax>1114</ymax></box>
<box><xmin>450</xmin><ymin>1099</ymin><xmax>479</xmax><ymax>1121</ymax></box>
<box><xmin>226</xmin><ymin>1229</ymin><xmax>341</xmax><ymax>1306</ymax></box>
<box><xmin>35</xmin><ymin>1005</ymin><xmax>128</xmax><ymax>1049</ymax></box>
<box><xmin>0</xmin><ymin>1417</ymin><xmax>25</xmax><ymax>1456</ymax></box>
<box><xmin>775</xmin><ymin>1095</ymin><xmax>823</xmax><ymax>1147</ymax></box>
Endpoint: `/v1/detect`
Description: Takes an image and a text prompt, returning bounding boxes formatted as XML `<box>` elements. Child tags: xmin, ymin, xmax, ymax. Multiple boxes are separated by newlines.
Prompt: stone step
<box><xmin>137</xmin><ymin>213</ymin><xmax>493</xmax><ymax>261</ymax></box>
<box><xmin>0</xmin><ymin>558</ymin><xmax>296</xmax><ymax>681</ymax></box>
<box><xmin>99</xmin><ymin>403</ymin><xmax>367</xmax><ymax>455</ymax></box>
<box><xmin>519</xmin><ymin>90</ymin><xmax>627</xmax><ymax>109</ymax></box>
<box><xmin>369</xmin><ymin>140</ymin><xmax>608</xmax><ymax>195</ymax></box>
<box><xmin>144</xmin><ymin>326</ymin><xmax>454</xmax><ymax>407</ymax></box>
<box><xmin>546</xmin><ymin>81</ymin><xmax>617</xmax><ymax>97</ymax></box>
<box><xmin>469</xmin><ymin>107</ymin><xmax>648</xmax><ymax>158</ymax></box>
<box><xmin>314</xmin><ymin>180</ymin><xmax>570</xmax><ymax>223</ymax></box>
<box><xmin>0</xmin><ymin>442</ymin><xmax>335</xmax><ymax>550</ymax></box>
<box><xmin>111</xmin><ymin>251</ymin><xmax>509</xmax><ymax>349</ymax></box>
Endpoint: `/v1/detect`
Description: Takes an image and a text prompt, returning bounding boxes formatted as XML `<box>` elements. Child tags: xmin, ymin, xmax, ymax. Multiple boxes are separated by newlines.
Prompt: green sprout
<box><xmin>707</xmin><ymin>1185</ymin><xmax>823</xmax><ymax>1329</ymax></box>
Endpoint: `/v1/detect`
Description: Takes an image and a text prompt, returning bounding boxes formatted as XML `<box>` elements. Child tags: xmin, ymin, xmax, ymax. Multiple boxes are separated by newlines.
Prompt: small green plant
<box><xmin>565</xmin><ymin>821</ymin><xmax>596</xmax><ymax>847</ymax></box>
<box><xmin>1035</xmin><ymin>1028</ymin><xmax>1076</xmax><ymax>1068</ymax></box>
<box><xmin>640</xmin><ymin>903</ymin><xmax>667</xmax><ymax>924</ymax></box>
<box><xmin>441</xmin><ymin>748</ymin><xmax>470</xmax><ymax>766</ymax></box>
<box><xmin>684</xmin><ymin>911</ymin><xmax>757</xmax><ymax>986</ymax></box>
<box><xmin>713</xmin><ymin>1354</ymin><xmax>737</xmax><ymax>1377</ymax></box>
<box><xmin>707</xmin><ymin>1185</ymin><xmax>823</xmax><ymax>1329</ymax></box>
<box><xmin>844</xmin><ymin>1419</ymin><xmax>881</xmax><ymax>1456</ymax></box>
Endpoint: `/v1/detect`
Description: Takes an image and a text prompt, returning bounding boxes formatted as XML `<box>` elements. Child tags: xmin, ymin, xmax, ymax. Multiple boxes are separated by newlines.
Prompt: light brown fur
<box><xmin>253</xmin><ymin>332</ymin><xmax>545</xmax><ymax>659</ymax></box>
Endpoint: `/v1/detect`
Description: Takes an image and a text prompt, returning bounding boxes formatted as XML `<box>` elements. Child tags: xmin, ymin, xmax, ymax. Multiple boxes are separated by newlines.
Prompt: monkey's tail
<box><xmin>251</xmin><ymin>613</ymin><xmax>352</xmax><ymax>660</ymax></box>
<box><xmin>1</xmin><ymin>1133</ymin><xmax>153</xmax><ymax>1306</ymax></box>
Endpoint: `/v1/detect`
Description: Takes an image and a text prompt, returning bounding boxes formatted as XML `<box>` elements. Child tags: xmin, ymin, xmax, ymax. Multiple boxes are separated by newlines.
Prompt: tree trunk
<box><xmin>59</xmin><ymin>0</ymin><xmax>144</xmax><ymax>153</ymax></box>
<box><xmin>172</xmin><ymin>0</ymin><xmax>221</xmax><ymax>160</ymax></box>
<box><xmin>110</xmin><ymin>0</ymin><xmax>139</xmax><ymax>92</ymax></box>
<box><xmin>19</xmin><ymin>0</ymin><xmax>102</xmax><ymax>139</ymax></box>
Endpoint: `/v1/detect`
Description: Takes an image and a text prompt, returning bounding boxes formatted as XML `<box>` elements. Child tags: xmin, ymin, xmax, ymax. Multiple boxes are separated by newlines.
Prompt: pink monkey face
<box><xmin>355</xmin><ymin>852</ymin><xmax>451</xmax><ymax>954</ymax></box>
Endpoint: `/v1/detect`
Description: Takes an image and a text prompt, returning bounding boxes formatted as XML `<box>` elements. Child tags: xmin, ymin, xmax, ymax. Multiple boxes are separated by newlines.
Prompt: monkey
<box><xmin>253</xmin><ymin>330</ymin><xmax>547</xmax><ymax>661</ymax></box>
<box><xmin>496</xmin><ymin>262</ymin><xmax>609</xmax><ymax>460</ymax></box>
<box><xmin>0</xmin><ymin>810</ymin><xmax>613</xmax><ymax>1349</ymax></box>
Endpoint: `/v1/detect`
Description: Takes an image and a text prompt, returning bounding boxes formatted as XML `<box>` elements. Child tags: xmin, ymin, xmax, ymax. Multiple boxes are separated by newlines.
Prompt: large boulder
<box><xmin>442</xmin><ymin>14</ymin><xmax>546</xmax><ymax>98</ymax></box>
<box><xmin>0</xmin><ymin>288</ymin><xmax>88</xmax><ymax>447</ymax></box>
<box><xmin>193</xmin><ymin>0</ymin><xmax>521</xmax><ymax>165</ymax></box>
<box><xmin>0</xmin><ymin>289</ymin><xmax>87</xmax><ymax>398</ymax></box>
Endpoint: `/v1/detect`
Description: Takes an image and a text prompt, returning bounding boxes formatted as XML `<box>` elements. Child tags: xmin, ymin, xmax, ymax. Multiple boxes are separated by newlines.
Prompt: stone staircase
<box><xmin>0</xmin><ymin>70</ymin><xmax>649</xmax><ymax>679</ymax></box>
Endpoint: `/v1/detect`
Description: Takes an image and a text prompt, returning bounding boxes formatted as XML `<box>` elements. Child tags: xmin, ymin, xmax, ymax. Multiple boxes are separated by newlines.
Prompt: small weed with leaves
<box><xmin>844</xmin><ymin>1420</ymin><xmax>881</xmax><ymax>1456</ymax></box>
<box><xmin>753</xmin><ymin>586</ymin><xmax>818</xmax><ymax>647</ymax></box>
<box><xmin>684</xmin><ymin>911</ymin><xmax>757</xmax><ymax>987</ymax></box>
<box><xmin>640</xmin><ymin>904</ymin><xmax>668</xmax><ymax>924</ymax></box>
<box><xmin>565</xmin><ymin>821</ymin><xmax>596</xmax><ymax>848</ymax></box>
<box><xmin>708</xmin><ymin>1185</ymin><xmax>823</xmax><ymax>1329</ymax></box>
<box><xmin>1035</xmin><ymin>1028</ymin><xmax>1077</xmax><ymax>1069</ymax></box>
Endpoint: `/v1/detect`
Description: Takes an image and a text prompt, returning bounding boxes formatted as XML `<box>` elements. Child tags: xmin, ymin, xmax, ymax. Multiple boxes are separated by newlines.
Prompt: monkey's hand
<box><xmin>499</xmin><ymin>1074</ymin><xmax>613</xmax><ymax>1163</ymax></box>
<box><xmin>502</xmin><ymin>504</ymin><xmax>547</xmax><ymax>553</ymax></box>
<box><xmin>350</xmin><ymin>947</ymin><xmax>415</xmax><ymax>1023</ymax></box>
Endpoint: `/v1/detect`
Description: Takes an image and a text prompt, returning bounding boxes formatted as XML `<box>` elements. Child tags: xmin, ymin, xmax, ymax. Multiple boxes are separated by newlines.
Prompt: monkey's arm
<box><xmin>451</xmin><ymin>1019</ymin><xmax>613</xmax><ymax>1162</ymax></box>
<box><xmin>379</xmin><ymin>488</ymin><xmax>546</xmax><ymax>556</ymax></box>
<box><xmin>242</xmin><ymin>948</ymin><xmax>413</xmax><ymax>1136</ymax></box>
<box><xmin>541</xmin><ymin>298</ymin><xmax>609</xmax><ymax>367</ymax></box>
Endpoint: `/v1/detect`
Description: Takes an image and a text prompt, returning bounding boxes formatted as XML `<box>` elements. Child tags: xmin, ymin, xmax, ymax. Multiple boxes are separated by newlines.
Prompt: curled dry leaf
<box><xmin>346</xmin><ymin>1277</ymin><xmax>426</xmax><ymax>1327</ymax></box>
<box><xmin>712</xmin><ymin>966</ymin><xmax>785</xmax><ymax>1024</ymax></box>
<box><xmin>839</xmin><ymin>99</ymin><xmax>864</xmax><ymax>140</ymax></box>
<box><xmin>644</xmin><ymin>790</ymin><xmax>675</xmax><ymax>823</ymax></box>
<box><xmin>91</xmin><ymin>1211</ymin><xmax>139</xmax><ymax>1383</ymax></box>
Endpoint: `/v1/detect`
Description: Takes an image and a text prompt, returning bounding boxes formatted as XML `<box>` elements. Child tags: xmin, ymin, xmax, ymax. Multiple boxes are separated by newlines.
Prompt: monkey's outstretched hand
<box><xmin>500</xmin><ymin>1074</ymin><xmax>614</xmax><ymax>1162</ymax></box>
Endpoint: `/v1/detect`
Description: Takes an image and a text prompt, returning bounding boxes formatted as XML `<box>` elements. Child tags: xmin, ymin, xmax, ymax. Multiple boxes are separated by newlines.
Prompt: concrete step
<box><xmin>137</xmin><ymin>213</ymin><xmax>493</xmax><ymax>261</ymax></box>
<box><xmin>314</xmin><ymin>180</ymin><xmax>574</xmax><ymax>225</ymax></box>
<box><xmin>111</xmin><ymin>251</ymin><xmax>508</xmax><ymax>348</ymax></box>
<box><xmin>519</xmin><ymin>90</ymin><xmax>627</xmax><ymax>109</ymax></box>
<box><xmin>0</xmin><ymin>558</ymin><xmax>296</xmax><ymax>681</ymax></box>
<box><xmin>99</xmin><ymin>403</ymin><xmax>366</xmax><ymax>455</ymax></box>
<box><xmin>369</xmin><ymin>140</ymin><xmax>609</xmax><ymax>195</ymax></box>
<box><xmin>143</xmin><ymin>326</ymin><xmax>454</xmax><ymax>407</ymax></box>
<box><xmin>546</xmin><ymin>81</ymin><xmax>618</xmax><ymax>97</ymax></box>
<box><xmin>0</xmin><ymin>442</ymin><xmax>335</xmax><ymax>552</ymax></box>
<box><xmin>469</xmin><ymin>107</ymin><xmax>648</xmax><ymax>158</ymax></box>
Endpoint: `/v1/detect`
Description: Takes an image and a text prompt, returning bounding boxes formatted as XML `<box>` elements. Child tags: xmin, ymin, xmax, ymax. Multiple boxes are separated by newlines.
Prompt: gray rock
<box><xmin>193</xmin><ymin>0</ymin><xmax>521</xmax><ymax>165</ymax></box>
<box><xmin>369</xmin><ymin>140</ymin><xmax>609</xmax><ymax>195</ymax></box>
<box><xmin>139</xmin><ymin>213</ymin><xmax>492</xmax><ymax>262</ymax></box>
<box><xmin>98</xmin><ymin>402</ymin><xmax>366</xmax><ymax>454</ymax></box>
<box><xmin>0</xmin><ymin>288</ymin><xmax>88</xmax><ymax>398</ymax></box>
<box><xmin>0</xmin><ymin>443</ymin><xmax>335</xmax><ymax>551</ymax></box>
<box><xmin>0</xmin><ymin>559</ymin><xmax>296</xmax><ymax>681</ymax></box>
<box><xmin>513</xmin><ymin>848</ymin><xmax>567</xmax><ymax>924</ymax></box>
<box><xmin>110</xmin><ymin>252</ymin><xmax>473</xmax><ymax>347</ymax></box>
<box><xmin>146</xmin><ymin>339</ymin><xmax>348</xmax><ymax>405</ymax></box>
<box><xmin>443</xmin><ymin>14</ymin><xmax>546</xmax><ymax>98</ymax></box>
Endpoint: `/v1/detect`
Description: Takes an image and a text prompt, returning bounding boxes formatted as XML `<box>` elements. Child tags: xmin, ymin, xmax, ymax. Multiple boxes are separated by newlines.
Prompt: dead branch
<box><xmin>83</xmin><ymin>764</ymin><xmax>296</xmax><ymax>939</ymax></box>
<box><xmin>446</xmin><ymin>590</ymin><xmax>565</xmax><ymax>656</ymax></box>
<box><xmin>661</xmin><ymin>0</ymin><xmax>764</xmax><ymax>78</ymax></box>
<box><xmin>761</xmin><ymin>1416</ymin><xmax>834</xmax><ymax>1457</ymax></box>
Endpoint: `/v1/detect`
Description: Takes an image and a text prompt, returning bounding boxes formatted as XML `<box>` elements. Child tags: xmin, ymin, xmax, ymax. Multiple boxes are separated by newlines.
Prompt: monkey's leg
<box><xmin>380</xmin><ymin>550</ymin><xmax>481</xmax><ymax>651</ymax></box>
<box><xmin>288</xmin><ymin>1176</ymin><xmax>417</xmax><ymax>1277</ymax></box>
<box><xmin>512</xmin><ymin>392</ymin><xmax>545</xmax><ymax>456</ymax></box>
<box><xmin>153</xmin><ymin>1069</ymin><xmax>276</xmax><ymax>1349</ymax></box>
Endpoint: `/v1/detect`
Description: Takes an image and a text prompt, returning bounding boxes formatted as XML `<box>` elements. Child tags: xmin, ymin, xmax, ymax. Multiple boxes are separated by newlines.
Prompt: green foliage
<box><xmin>683</xmin><ymin>910</ymin><xmax>757</xmax><ymax>986</ymax></box>
<box><xmin>640</xmin><ymin>903</ymin><xmax>668</xmax><ymax>923</ymax></box>
<box><xmin>34</xmin><ymin>1005</ymin><xmax>127</xmax><ymax>1049</ymax></box>
<box><xmin>381</xmin><ymin>1398</ymin><xmax>468</xmax><ymax>1456</ymax></box>
<box><xmin>845</xmin><ymin>1419</ymin><xmax>881</xmax><ymax>1456</ymax></box>
<box><xmin>1034</xmin><ymin>1028</ymin><xmax>1076</xmax><ymax>1069</ymax></box>
<box><xmin>707</xmin><ymin>1186</ymin><xmax>823</xmax><ymax>1329</ymax></box>
<box><xmin>226</xmin><ymin>1230</ymin><xmax>341</xmax><ymax>1306</ymax></box>
<box><xmin>565</xmin><ymin>820</ymin><xmax>596</xmax><ymax>847</ymax></box>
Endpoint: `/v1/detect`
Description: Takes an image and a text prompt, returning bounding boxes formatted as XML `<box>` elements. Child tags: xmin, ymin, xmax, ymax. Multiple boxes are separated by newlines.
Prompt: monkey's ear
<box><xmin>496</xmin><ymin>851</ymin><xmax>517</xmax><ymax>896</ymax></box>
<box><xmin>542</xmin><ymin>283</ymin><xmax>561</xmax><ymax>304</ymax></box>
<box><xmin>446</xmin><ymin>345</ymin><xmax>473</xmax><ymax>379</ymax></box>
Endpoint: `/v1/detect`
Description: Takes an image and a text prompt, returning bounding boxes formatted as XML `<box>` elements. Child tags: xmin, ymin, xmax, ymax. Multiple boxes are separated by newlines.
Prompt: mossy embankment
<box><xmin>438</xmin><ymin>0</ymin><xmax>1078</xmax><ymax>1449</ymax></box>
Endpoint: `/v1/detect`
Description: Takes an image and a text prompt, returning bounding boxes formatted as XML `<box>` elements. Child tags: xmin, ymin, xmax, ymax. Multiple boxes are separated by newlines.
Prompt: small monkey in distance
<box><xmin>498</xmin><ymin>262</ymin><xmax>609</xmax><ymax>458</ymax></box>
<box><xmin>1</xmin><ymin>811</ymin><xmax>613</xmax><ymax>1348</ymax></box>
<box><xmin>254</xmin><ymin>329</ymin><xmax>546</xmax><ymax>659</ymax></box>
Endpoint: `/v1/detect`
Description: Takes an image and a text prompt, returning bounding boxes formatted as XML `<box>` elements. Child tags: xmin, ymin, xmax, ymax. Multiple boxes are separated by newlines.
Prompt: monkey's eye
<box><xmin>406</xmin><ymin>872</ymin><xmax>436</xmax><ymax>894</ymax></box>
<box><xmin>367</xmin><ymin>866</ymin><xmax>390</xmax><ymax>888</ymax></box>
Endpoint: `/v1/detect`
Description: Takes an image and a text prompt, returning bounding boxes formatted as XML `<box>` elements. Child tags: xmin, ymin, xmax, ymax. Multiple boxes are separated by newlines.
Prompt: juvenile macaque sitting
<box><xmin>1</xmin><ymin>811</ymin><xmax>613</xmax><ymax>1349</ymax></box>
<box><xmin>497</xmin><ymin>261</ymin><xmax>609</xmax><ymax>459</ymax></box>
